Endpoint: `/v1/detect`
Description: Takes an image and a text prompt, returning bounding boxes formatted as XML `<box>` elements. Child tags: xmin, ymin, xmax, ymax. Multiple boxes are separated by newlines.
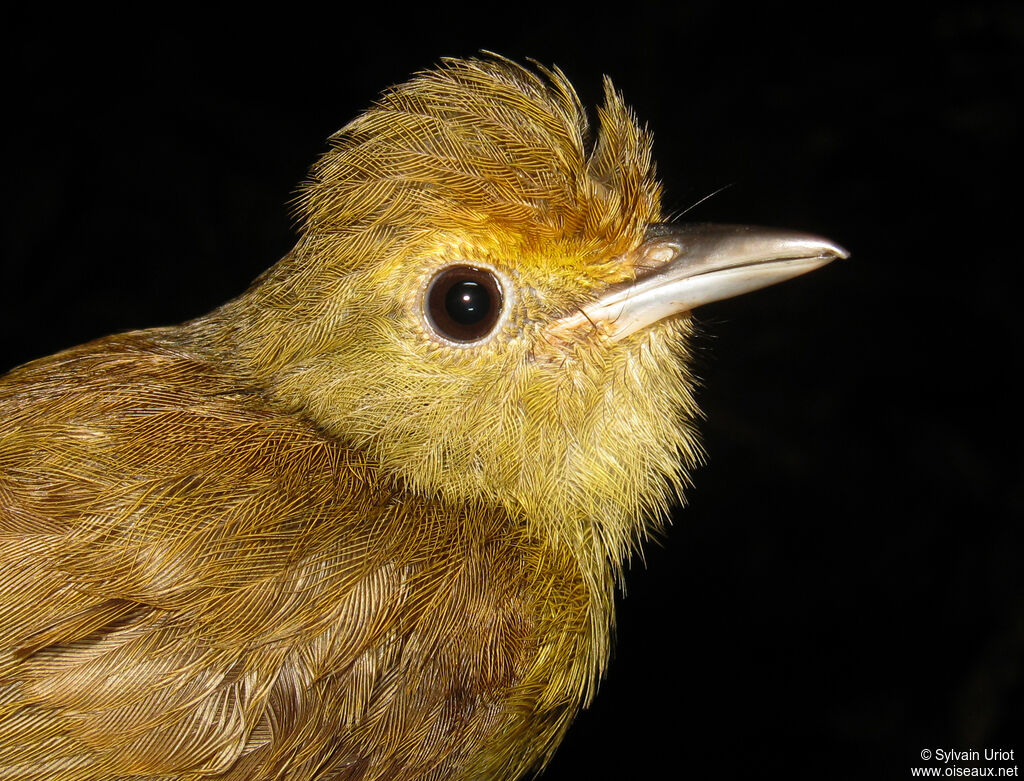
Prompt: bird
<box><xmin>0</xmin><ymin>56</ymin><xmax>845</xmax><ymax>780</ymax></box>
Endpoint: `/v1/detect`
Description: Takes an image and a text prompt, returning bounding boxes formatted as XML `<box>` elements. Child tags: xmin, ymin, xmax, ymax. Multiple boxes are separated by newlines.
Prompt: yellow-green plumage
<box><xmin>0</xmin><ymin>56</ymin><xmax>764</xmax><ymax>779</ymax></box>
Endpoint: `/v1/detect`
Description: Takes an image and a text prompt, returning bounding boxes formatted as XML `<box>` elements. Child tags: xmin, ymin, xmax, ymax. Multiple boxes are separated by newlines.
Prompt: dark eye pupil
<box><xmin>445</xmin><ymin>280</ymin><xmax>491</xmax><ymax>324</ymax></box>
<box><xmin>426</xmin><ymin>265</ymin><xmax>503</xmax><ymax>342</ymax></box>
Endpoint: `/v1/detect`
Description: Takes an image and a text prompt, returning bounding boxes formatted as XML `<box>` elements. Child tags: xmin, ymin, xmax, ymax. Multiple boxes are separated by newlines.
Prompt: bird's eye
<box><xmin>425</xmin><ymin>265</ymin><xmax>504</xmax><ymax>343</ymax></box>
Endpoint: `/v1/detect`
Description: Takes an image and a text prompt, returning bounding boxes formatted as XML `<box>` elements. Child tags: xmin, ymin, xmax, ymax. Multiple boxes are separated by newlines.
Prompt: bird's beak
<box><xmin>551</xmin><ymin>223</ymin><xmax>848</xmax><ymax>342</ymax></box>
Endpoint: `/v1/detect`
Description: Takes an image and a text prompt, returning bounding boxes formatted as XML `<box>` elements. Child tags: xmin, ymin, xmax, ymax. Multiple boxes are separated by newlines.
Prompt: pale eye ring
<box><xmin>425</xmin><ymin>265</ymin><xmax>504</xmax><ymax>342</ymax></box>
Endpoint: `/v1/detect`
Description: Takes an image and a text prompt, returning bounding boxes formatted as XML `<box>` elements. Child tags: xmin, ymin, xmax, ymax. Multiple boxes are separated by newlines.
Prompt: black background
<box><xmin>5</xmin><ymin>3</ymin><xmax>1021</xmax><ymax>779</ymax></box>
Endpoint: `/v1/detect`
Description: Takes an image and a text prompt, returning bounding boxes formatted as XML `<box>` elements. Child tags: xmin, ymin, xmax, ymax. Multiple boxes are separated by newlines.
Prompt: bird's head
<box><xmin>208</xmin><ymin>57</ymin><xmax>843</xmax><ymax>567</ymax></box>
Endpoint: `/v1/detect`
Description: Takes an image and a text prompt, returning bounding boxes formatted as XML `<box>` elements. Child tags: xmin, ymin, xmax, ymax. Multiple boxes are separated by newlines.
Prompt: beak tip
<box><xmin>826</xmin><ymin>241</ymin><xmax>851</xmax><ymax>262</ymax></box>
<box><xmin>785</xmin><ymin>234</ymin><xmax>849</xmax><ymax>265</ymax></box>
